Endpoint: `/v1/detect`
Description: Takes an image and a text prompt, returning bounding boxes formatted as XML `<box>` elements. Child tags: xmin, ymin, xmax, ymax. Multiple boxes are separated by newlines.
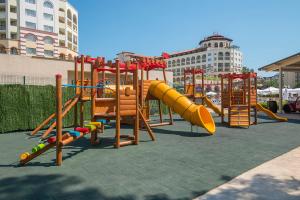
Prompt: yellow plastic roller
<box><xmin>149</xmin><ymin>81</ymin><xmax>216</xmax><ymax>134</ymax></box>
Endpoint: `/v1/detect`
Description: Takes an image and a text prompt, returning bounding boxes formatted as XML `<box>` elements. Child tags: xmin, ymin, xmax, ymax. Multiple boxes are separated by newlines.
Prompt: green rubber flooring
<box><xmin>0</xmin><ymin>114</ymin><xmax>299</xmax><ymax>200</ymax></box>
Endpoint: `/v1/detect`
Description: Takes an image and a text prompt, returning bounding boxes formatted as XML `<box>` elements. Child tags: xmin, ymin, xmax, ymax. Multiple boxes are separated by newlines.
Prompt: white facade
<box><xmin>166</xmin><ymin>34</ymin><xmax>243</xmax><ymax>84</ymax></box>
<box><xmin>0</xmin><ymin>0</ymin><xmax>78</xmax><ymax>59</ymax></box>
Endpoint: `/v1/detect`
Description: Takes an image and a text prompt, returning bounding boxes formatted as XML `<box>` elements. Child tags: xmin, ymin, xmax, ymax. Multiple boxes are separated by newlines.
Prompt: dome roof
<box><xmin>199</xmin><ymin>34</ymin><xmax>233</xmax><ymax>45</ymax></box>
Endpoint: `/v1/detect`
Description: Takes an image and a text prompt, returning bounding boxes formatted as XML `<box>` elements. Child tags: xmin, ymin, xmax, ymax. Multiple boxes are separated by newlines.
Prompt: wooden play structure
<box><xmin>220</xmin><ymin>72</ymin><xmax>287</xmax><ymax>127</ymax></box>
<box><xmin>30</xmin><ymin>56</ymin><xmax>97</xmax><ymax>139</ymax></box>
<box><xmin>183</xmin><ymin>67</ymin><xmax>222</xmax><ymax>116</ymax></box>
<box><xmin>19</xmin><ymin>54</ymin><xmax>217</xmax><ymax>166</ymax></box>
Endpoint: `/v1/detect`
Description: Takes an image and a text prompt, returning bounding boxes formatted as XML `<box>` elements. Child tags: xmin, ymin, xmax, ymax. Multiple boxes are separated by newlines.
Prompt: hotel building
<box><xmin>166</xmin><ymin>34</ymin><xmax>243</xmax><ymax>84</ymax></box>
<box><xmin>0</xmin><ymin>0</ymin><xmax>78</xmax><ymax>59</ymax></box>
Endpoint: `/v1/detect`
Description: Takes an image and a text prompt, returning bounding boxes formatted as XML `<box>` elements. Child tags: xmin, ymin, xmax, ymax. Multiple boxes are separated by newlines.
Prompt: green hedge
<box><xmin>0</xmin><ymin>85</ymin><xmax>90</xmax><ymax>133</ymax></box>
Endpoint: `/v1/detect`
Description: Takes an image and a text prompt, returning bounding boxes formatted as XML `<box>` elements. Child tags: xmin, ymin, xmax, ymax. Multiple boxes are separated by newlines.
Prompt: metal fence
<box><xmin>0</xmin><ymin>74</ymin><xmax>67</xmax><ymax>86</ymax></box>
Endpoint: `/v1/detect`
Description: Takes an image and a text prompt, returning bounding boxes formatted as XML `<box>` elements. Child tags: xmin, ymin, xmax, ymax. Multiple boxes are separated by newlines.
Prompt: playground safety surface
<box><xmin>0</xmin><ymin>114</ymin><xmax>299</xmax><ymax>200</ymax></box>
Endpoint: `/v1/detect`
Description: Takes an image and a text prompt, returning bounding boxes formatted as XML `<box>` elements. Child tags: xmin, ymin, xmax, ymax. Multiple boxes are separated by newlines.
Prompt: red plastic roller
<box><xmin>75</xmin><ymin>127</ymin><xmax>89</xmax><ymax>133</ymax></box>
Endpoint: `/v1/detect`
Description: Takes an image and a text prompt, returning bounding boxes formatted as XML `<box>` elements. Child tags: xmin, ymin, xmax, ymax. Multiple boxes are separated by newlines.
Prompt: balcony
<box><xmin>59</xmin><ymin>28</ymin><xmax>65</xmax><ymax>35</ymax></box>
<box><xmin>67</xmin><ymin>19</ymin><xmax>72</xmax><ymax>28</ymax></box>
<box><xmin>59</xmin><ymin>16</ymin><xmax>65</xmax><ymax>24</ymax></box>
<box><xmin>59</xmin><ymin>40</ymin><xmax>66</xmax><ymax>48</ymax></box>
<box><xmin>73</xmin><ymin>24</ymin><xmax>77</xmax><ymax>32</ymax></box>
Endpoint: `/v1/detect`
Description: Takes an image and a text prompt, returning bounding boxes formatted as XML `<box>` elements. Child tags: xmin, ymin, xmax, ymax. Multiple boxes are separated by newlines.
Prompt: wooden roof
<box><xmin>259</xmin><ymin>52</ymin><xmax>300</xmax><ymax>72</ymax></box>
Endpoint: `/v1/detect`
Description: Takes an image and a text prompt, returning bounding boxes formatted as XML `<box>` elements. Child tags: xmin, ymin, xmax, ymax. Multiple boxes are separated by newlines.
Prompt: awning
<box><xmin>259</xmin><ymin>52</ymin><xmax>300</xmax><ymax>72</ymax></box>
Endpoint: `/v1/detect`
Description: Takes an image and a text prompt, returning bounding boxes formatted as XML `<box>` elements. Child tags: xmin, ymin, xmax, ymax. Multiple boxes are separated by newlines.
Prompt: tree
<box><xmin>242</xmin><ymin>66</ymin><xmax>255</xmax><ymax>73</ymax></box>
<box><xmin>265</xmin><ymin>79</ymin><xmax>279</xmax><ymax>88</ymax></box>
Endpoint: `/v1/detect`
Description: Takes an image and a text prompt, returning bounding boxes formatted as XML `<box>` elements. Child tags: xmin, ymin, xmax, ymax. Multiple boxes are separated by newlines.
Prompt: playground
<box><xmin>0</xmin><ymin>55</ymin><xmax>299</xmax><ymax>199</ymax></box>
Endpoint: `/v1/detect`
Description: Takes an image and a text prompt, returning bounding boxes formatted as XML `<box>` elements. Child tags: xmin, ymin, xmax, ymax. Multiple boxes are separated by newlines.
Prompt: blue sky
<box><xmin>69</xmin><ymin>0</ymin><xmax>300</xmax><ymax>76</ymax></box>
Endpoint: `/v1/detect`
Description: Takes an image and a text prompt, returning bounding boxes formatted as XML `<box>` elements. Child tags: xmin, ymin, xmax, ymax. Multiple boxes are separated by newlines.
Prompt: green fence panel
<box><xmin>0</xmin><ymin>85</ymin><xmax>91</xmax><ymax>134</ymax></box>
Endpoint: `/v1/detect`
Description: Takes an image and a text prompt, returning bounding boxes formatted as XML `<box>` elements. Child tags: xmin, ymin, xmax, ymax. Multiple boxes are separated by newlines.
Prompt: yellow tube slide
<box><xmin>256</xmin><ymin>104</ymin><xmax>288</xmax><ymax>122</ymax></box>
<box><xmin>203</xmin><ymin>96</ymin><xmax>222</xmax><ymax>116</ymax></box>
<box><xmin>149</xmin><ymin>81</ymin><xmax>216</xmax><ymax>134</ymax></box>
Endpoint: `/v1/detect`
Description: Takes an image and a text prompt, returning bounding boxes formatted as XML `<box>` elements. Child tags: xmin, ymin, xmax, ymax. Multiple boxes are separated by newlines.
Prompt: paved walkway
<box><xmin>196</xmin><ymin>147</ymin><xmax>300</xmax><ymax>200</ymax></box>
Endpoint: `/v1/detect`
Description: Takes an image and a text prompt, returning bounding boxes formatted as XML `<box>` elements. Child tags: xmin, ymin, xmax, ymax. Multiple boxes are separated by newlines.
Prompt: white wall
<box><xmin>0</xmin><ymin>54</ymin><xmax>173</xmax><ymax>86</ymax></box>
<box><xmin>0</xmin><ymin>54</ymin><xmax>90</xmax><ymax>84</ymax></box>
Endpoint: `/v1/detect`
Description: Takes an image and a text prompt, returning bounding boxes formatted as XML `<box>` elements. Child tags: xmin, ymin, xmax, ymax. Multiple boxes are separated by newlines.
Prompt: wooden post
<box><xmin>243</xmin><ymin>78</ymin><xmax>246</xmax><ymax>104</ymax></box>
<box><xmin>80</xmin><ymin>55</ymin><xmax>84</xmax><ymax>127</ymax></box>
<box><xmin>228</xmin><ymin>77</ymin><xmax>232</xmax><ymax>125</ymax></box>
<box><xmin>184</xmin><ymin>69</ymin><xmax>186</xmax><ymax>94</ymax></box>
<box><xmin>163</xmin><ymin>68</ymin><xmax>173</xmax><ymax>125</ymax></box>
<box><xmin>202</xmin><ymin>70</ymin><xmax>205</xmax><ymax>97</ymax></box>
<box><xmin>134</xmin><ymin>65</ymin><xmax>139</xmax><ymax>145</ymax></box>
<box><xmin>254</xmin><ymin>75</ymin><xmax>258</xmax><ymax>124</ymax></box>
<box><xmin>56</xmin><ymin>74</ymin><xmax>63</xmax><ymax>166</ymax></box>
<box><xmin>279</xmin><ymin>67</ymin><xmax>283</xmax><ymax>113</ymax></box>
<box><xmin>158</xmin><ymin>100</ymin><xmax>163</xmax><ymax>123</ymax></box>
<box><xmin>141</xmin><ymin>67</ymin><xmax>144</xmax><ymax>108</ymax></box>
<box><xmin>192</xmin><ymin>68</ymin><xmax>196</xmax><ymax>101</ymax></box>
<box><xmin>115</xmin><ymin>60</ymin><xmax>120</xmax><ymax>148</ymax></box>
<box><xmin>90</xmin><ymin>59</ymin><xmax>97</xmax><ymax>144</ymax></box>
<box><xmin>247</xmin><ymin>73</ymin><xmax>251</xmax><ymax>126</ymax></box>
<box><xmin>221</xmin><ymin>76</ymin><xmax>224</xmax><ymax>123</ymax></box>
<box><xmin>74</xmin><ymin>56</ymin><xmax>78</xmax><ymax>127</ymax></box>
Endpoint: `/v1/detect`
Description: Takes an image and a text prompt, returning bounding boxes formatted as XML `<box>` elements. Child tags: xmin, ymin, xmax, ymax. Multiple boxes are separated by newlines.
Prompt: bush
<box><xmin>0</xmin><ymin>85</ymin><xmax>90</xmax><ymax>133</ymax></box>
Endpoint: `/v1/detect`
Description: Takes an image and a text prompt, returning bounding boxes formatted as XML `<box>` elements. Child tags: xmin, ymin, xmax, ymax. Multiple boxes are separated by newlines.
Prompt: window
<box><xmin>44</xmin><ymin>25</ymin><xmax>53</xmax><ymax>32</ymax></box>
<box><xmin>0</xmin><ymin>33</ymin><xmax>6</xmax><ymax>39</ymax></box>
<box><xmin>25</xmin><ymin>9</ymin><xmax>36</xmax><ymax>17</ymax></box>
<box><xmin>219</xmin><ymin>42</ymin><xmax>224</xmax><ymax>47</ymax></box>
<box><xmin>168</xmin><ymin>61</ymin><xmax>171</xmax><ymax>67</ymax></box>
<box><xmin>218</xmin><ymin>63</ymin><xmax>223</xmax><ymax>72</ymax></box>
<box><xmin>73</xmin><ymin>35</ymin><xmax>77</xmax><ymax>45</ymax></box>
<box><xmin>201</xmin><ymin>55</ymin><xmax>206</xmax><ymax>62</ymax></box>
<box><xmin>172</xmin><ymin>60</ymin><xmax>176</xmax><ymax>67</ymax></box>
<box><xmin>25</xmin><ymin>34</ymin><xmax>37</xmax><ymax>42</ymax></box>
<box><xmin>59</xmin><ymin>40</ymin><xmax>65</xmax><ymax>47</ymax></box>
<box><xmin>10</xmin><ymin>33</ymin><xmax>17</xmax><ymax>39</ymax></box>
<box><xmin>0</xmin><ymin>45</ymin><xmax>6</xmax><ymax>54</ymax></box>
<box><xmin>67</xmin><ymin>9</ymin><xmax>72</xmax><ymax>20</ymax></box>
<box><xmin>181</xmin><ymin>58</ymin><xmax>185</xmax><ymax>65</ymax></box>
<box><xmin>225</xmin><ymin>52</ymin><xmax>230</xmax><ymax>60</ymax></box>
<box><xmin>44</xmin><ymin>13</ymin><xmax>53</xmax><ymax>21</ymax></box>
<box><xmin>225</xmin><ymin>63</ymin><xmax>230</xmax><ymax>71</ymax></box>
<box><xmin>59</xmin><ymin>53</ymin><xmax>66</xmax><ymax>60</ymax></box>
<box><xmin>196</xmin><ymin>56</ymin><xmax>201</xmax><ymax>63</ymax></box>
<box><xmin>176</xmin><ymin>59</ymin><xmax>180</xmax><ymax>66</ymax></box>
<box><xmin>25</xmin><ymin>0</ymin><xmax>36</xmax><ymax>4</ymax></box>
<box><xmin>10</xmin><ymin>19</ymin><xmax>17</xmax><ymax>26</ymax></box>
<box><xmin>0</xmin><ymin>20</ymin><xmax>6</xmax><ymax>30</ymax></box>
<box><xmin>26</xmin><ymin>47</ymin><xmax>36</xmax><ymax>55</ymax></box>
<box><xmin>10</xmin><ymin>47</ymin><xmax>18</xmax><ymax>55</ymax></box>
<box><xmin>191</xmin><ymin>56</ymin><xmax>195</xmax><ymax>64</ymax></box>
<box><xmin>186</xmin><ymin>57</ymin><xmax>190</xmax><ymax>65</ymax></box>
<box><xmin>44</xmin><ymin>50</ymin><xmax>54</xmax><ymax>57</ymax></box>
<box><xmin>73</xmin><ymin>15</ymin><xmax>77</xmax><ymax>24</ymax></box>
<box><xmin>25</xmin><ymin>21</ymin><xmax>36</xmax><ymax>29</ymax></box>
<box><xmin>214</xmin><ymin>43</ymin><xmax>218</xmax><ymax>48</ymax></box>
<box><xmin>44</xmin><ymin>36</ymin><xmax>54</xmax><ymax>44</ymax></box>
<box><xmin>208</xmin><ymin>43</ymin><xmax>211</xmax><ymax>47</ymax></box>
<box><xmin>44</xmin><ymin>1</ymin><xmax>53</xmax><ymax>9</ymax></box>
<box><xmin>10</xmin><ymin>6</ymin><xmax>17</xmax><ymax>13</ymax></box>
<box><xmin>218</xmin><ymin>52</ymin><xmax>224</xmax><ymax>60</ymax></box>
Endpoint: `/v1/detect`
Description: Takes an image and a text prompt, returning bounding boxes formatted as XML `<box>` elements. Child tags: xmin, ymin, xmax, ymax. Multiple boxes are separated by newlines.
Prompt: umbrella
<box><xmin>206</xmin><ymin>91</ymin><xmax>217</xmax><ymax>96</ymax></box>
